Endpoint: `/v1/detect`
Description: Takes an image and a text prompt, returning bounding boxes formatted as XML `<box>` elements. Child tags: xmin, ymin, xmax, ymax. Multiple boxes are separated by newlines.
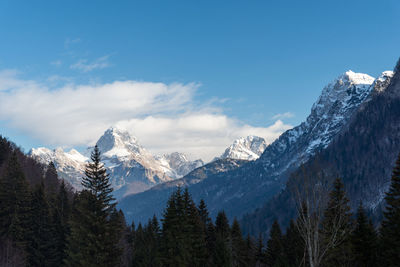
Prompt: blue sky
<box><xmin>0</xmin><ymin>0</ymin><xmax>399</xmax><ymax>160</ymax></box>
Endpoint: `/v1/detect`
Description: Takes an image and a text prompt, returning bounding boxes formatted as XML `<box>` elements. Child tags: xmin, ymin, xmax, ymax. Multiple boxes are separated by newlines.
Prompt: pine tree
<box><xmin>351</xmin><ymin>203</ymin><xmax>377</xmax><ymax>267</ymax></box>
<box><xmin>244</xmin><ymin>234</ymin><xmax>256</xmax><ymax>267</ymax></box>
<box><xmin>160</xmin><ymin>187</ymin><xmax>188</xmax><ymax>267</ymax></box>
<box><xmin>205</xmin><ymin>219</ymin><xmax>217</xmax><ymax>266</ymax></box>
<box><xmin>283</xmin><ymin>219</ymin><xmax>305</xmax><ymax>267</ymax></box>
<box><xmin>44</xmin><ymin>162</ymin><xmax>59</xmax><ymax>195</ymax></box>
<box><xmin>321</xmin><ymin>178</ymin><xmax>353</xmax><ymax>267</ymax></box>
<box><xmin>380</xmin><ymin>153</ymin><xmax>400</xmax><ymax>265</ymax></box>
<box><xmin>255</xmin><ymin>233</ymin><xmax>265</xmax><ymax>265</ymax></box>
<box><xmin>64</xmin><ymin>145</ymin><xmax>120</xmax><ymax>266</ymax></box>
<box><xmin>265</xmin><ymin>220</ymin><xmax>285</xmax><ymax>267</ymax></box>
<box><xmin>214</xmin><ymin>211</ymin><xmax>232</xmax><ymax>267</ymax></box>
<box><xmin>27</xmin><ymin>182</ymin><xmax>53</xmax><ymax>266</ymax></box>
<box><xmin>0</xmin><ymin>152</ymin><xmax>31</xmax><ymax>253</ymax></box>
<box><xmin>52</xmin><ymin>180</ymin><xmax>70</xmax><ymax>266</ymax></box>
<box><xmin>231</xmin><ymin>218</ymin><xmax>246</xmax><ymax>267</ymax></box>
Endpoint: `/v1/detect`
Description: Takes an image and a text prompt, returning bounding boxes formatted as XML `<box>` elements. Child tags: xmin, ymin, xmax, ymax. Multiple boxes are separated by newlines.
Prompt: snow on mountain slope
<box><xmin>30</xmin><ymin>147</ymin><xmax>88</xmax><ymax>189</ymax></box>
<box><xmin>218</xmin><ymin>135</ymin><xmax>267</xmax><ymax>161</ymax></box>
<box><xmin>30</xmin><ymin>127</ymin><xmax>204</xmax><ymax>198</ymax></box>
<box><xmin>259</xmin><ymin>70</ymin><xmax>379</xmax><ymax>176</ymax></box>
<box><xmin>119</xmin><ymin>70</ymin><xmax>395</xmax><ymax>224</ymax></box>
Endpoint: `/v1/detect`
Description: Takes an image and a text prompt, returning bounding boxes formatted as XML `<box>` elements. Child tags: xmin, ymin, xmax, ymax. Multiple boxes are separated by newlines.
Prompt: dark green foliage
<box><xmin>214</xmin><ymin>211</ymin><xmax>232</xmax><ymax>267</ymax></box>
<box><xmin>283</xmin><ymin>219</ymin><xmax>305</xmax><ymax>266</ymax></box>
<box><xmin>265</xmin><ymin>220</ymin><xmax>286</xmax><ymax>267</ymax></box>
<box><xmin>64</xmin><ymin>145</ymin><xmax>121</xmax><ymax>266</ymax></box>
<box><xmin>380</xmin><ymin>153</ymin><xmax>400</xmax><ymax>266</ymax></box>
<box><xmin>51</xmin><ymin>180</ymin><xmax>71</xmax><ymax>266</ymax></box>
<box><xmin>160</xmin><ymin>188</ymin><xmax>208</xmax><ymax>267</ymax></box>
<box><xmin>351</xmin><ymin>203</ymin><xmax>377</xmax><ymax>267</ymax></box>
<box><xmin>0</xmin><ymin>153</ymin><xmax>31</xmax><ymax>252</ymax></box>
<box><xmin>321</xmin><ymin>178</ymin><xmax>353</xmax><ymax>266</ymax></box>
<box><xmin>27</xmin><ymin>182</ymin><xmax>53</xmax><ymax>266</ymax></box>
<box><xmin>231</xmin><ymin>218</ymin><xmax>246</xmax><ymax>266</ymax></box>
<box><xmin>44</xmin><ymin>162</ymin><xmax>60</xmax><ymax>195</ymax></box>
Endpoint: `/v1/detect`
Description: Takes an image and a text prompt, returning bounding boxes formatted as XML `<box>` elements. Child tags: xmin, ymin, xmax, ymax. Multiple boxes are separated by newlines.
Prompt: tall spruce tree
<box><xmin>380</xmin><ymin>153</ymin><xmax>400</xmax><ymax>265</ymax></box>
<box><xmin>44</xmin><ymin>162</ymin><xmax>59</xmax><ymax>195</ymax></box>
<box><xmin>214</xmin><ymin>211</ymin><xmax>232</xmax><ymax>267</ymax></box>
<box><xmin>321</xmin><ymin>178</ymin><xmax>353</xmax><ymax>267</ymax></box>
<box><xmin>284</xmin><ymin>219</ymin><xmax>305</xmax><ymax>267</ymax></box>
<box><xmin>0</xmin><ymin>152</ymin><xmax>31</xmax><ymax>253</ymax></box>
<box><xmin>351</xmin><ymin>203</ymin><xmax>377</xmax><ymax>267</ymax></box>
<box><xmin>231</xmin><ymin>218</ymin><xmax>246</xmax><ymax>267</ymax></box>
<box><xmin>52</xmin><ymin>180</ymin><xmax>70</xmax><ymax>266</ymax></box>
<box><xmin>28</xmin><ymin>182</ymin><xmax>53</xmax><ymax>266</ymax></box>
<box><xmin>265</xmin><ymin>220</ymin><xmax>286</xmax><ymax>267</ymax></box>
<box><xmin>64</xmin><ymin>145</ymin><xmax>119</xmax><ymax>267</ymax></box>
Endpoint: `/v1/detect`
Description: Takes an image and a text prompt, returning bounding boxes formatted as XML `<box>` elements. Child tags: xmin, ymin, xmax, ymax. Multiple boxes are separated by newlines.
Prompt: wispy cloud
<box><xmin>70</xmin><ymin>55</ymin><xmax>110</xmax><ymax>72</ymax></box>
<box><xmin>0</xmin><ymin>70</ymin><xmax>292</xmax><ymax>160</ymax></box>
<box><xmin>272</xmin><ymin>112</ymin><xmax>294</xmax><ymax>120</ymax></box>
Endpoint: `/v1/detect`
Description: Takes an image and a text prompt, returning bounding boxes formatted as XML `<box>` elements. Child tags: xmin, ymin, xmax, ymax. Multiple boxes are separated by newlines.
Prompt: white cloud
<box><xmin>70</xmin><ymin>55</ymin><xmax>110</xmax><ymax>72</ymax></box>
<box><xmin>272</xmin><ymin>112</ymin><xmax>294</xmax><ymax>120</ymax></box>
<box><xmin>0</xmin><ymin>70</ymin><xmax>292</xmax><ymax>161</ymax></box>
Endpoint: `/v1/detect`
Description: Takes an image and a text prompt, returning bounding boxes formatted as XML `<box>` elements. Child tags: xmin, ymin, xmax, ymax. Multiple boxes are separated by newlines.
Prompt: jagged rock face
<box><xmin>259</xmin><ymin>71</ymin><xmax>377</xmax><ymax>177</ymax></box>
<box><xmin>119</xmin><ymin>70</ymin><xmax>394</xmax><ymax>224</ymax></box>
<box><xmin>119</xmin><ymin>158</ymin><xmax>248</xmax><ymax>224</ymax></box>
<box><xmin>219</xmin><ymin>136</ymin><xmax>267</xmax><ymax>161</ymax></box>
<box><xmin>241</xmin><ymin>68</ymin><xmax>400</xmax><ymax>237</ymax></box>
<box><xmin>30</xmin><ymin>127</ymin><xmax>204</xmax><ymax>199</ymax></box>
<box><xmin>157</xmin><ymin>152</ymin><xmax>204</xmax><ymax>178</ymax></box>
<box><xmin>30</xmin><ymin>147</ymin><xmax>88</xmax><ymax>189</ymax></box>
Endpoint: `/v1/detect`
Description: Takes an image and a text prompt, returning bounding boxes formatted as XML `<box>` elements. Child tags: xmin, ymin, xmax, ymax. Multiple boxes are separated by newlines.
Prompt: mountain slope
<box><xmin>119</xmin><ymin>70</ymin><xmax>383</xmax><ymax>223</ymax></box>
<box><xmin>218</xmin><ymin>135</ymin><xmax>267</xmax><ymax>161</ymax></box>
<box><xmin>241</xmin><ymin>68</ymin><xmax>399</xmax><ymax>237</ymax></box>
<box><xmin>119</xmin><ymin>158</ymin><xmax>248</xmax><ymax>223</ymax></box>
<box><xmin>31</xmin><ymin>127</ymin><xmax>203</xmax><ymax>198</ymax></box>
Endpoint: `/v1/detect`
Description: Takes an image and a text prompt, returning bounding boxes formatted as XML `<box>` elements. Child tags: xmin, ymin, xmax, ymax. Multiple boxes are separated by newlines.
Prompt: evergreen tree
<box><xmin>231</xmin><ymin>218</ymin><xmax>246</xmax><ymax>266</ymax></box>
<box><xmin>0</xmin><ymin>152</ymin><xmax>31</xmax><ymax>253</ymax></box>
<box><xmin>351</xmin><ymin>203</ymin><xmax>377</xmax><ymax>267</ymax></box>
<box><xmin>160</xmin><ymin>187</ymin><xmax>188</xmax><ymax>266</ymax></box>
<box><xmin>44</xmin><ymin>162</ymin><xmax>59</xmax><ymax>195</ymax></box>
<box><xmin>283</xmin><ymin>219</ymin><xmax>305</xmax><ymax>267</ymax></box>
<box><xmin>255</xmin><ymin>233</ymin><xmax>265</xmax><ymax>265</ymax></box>
<box><xmin>205</xmin><ymin>219</ymin><xmax>217</xmax><ymax>266</ymax></box>
<box><xmin>214</xmin><ymin>211</ymin><xmax>232</xmax><ymax>267</ymax></box>
<box><xmin>52</xmin><ymin>180</ymin><xmax>70</xmax><ymax>266</ymax></box>
<box><xmin>321</xmin><ymin>178</ymin><xmax>353</xmax><ymax>267</ymax></box>
<box><xmin>64</xmin><ymin>145</ymin><xmax>120</xmax><ymax>266</ymax></box>
<box><xmin>265</xmin><ymin>220</ymin><xmax>285</xmax><ymax>267</ymax></box>
<box><xmin>244</xmin><ymin>234</ymin><xmax>256</xmax><ymax>267</ymax></box>
<box><xmin>380</xmin><ymin>153</ymin><xmax>400</xmax><ymax>266</ymax></box>
<box><xmin>27</xmin><ymin>182</ymin><xmax>53</xmax><ymax>266</ymax></box>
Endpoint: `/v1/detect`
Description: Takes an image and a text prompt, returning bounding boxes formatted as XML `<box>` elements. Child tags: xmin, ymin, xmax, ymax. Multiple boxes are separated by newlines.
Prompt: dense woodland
<box><xmin>1</xmin><ymin>135</ymin><xmax>400</xmax><ymax>266</ymax></box>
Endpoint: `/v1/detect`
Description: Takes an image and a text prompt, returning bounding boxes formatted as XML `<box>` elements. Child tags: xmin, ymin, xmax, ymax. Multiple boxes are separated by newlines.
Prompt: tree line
<box><xmin>1</xmin><ymin>134</ymin><xmax>400</xmax><ymax>266</ymax></box>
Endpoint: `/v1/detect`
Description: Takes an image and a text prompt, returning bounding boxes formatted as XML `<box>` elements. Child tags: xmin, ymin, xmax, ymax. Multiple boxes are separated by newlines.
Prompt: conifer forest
<box><xmin>2</xmin><ymin>133</ymin><xmax>400</xmax><ymax>267</ymax></box>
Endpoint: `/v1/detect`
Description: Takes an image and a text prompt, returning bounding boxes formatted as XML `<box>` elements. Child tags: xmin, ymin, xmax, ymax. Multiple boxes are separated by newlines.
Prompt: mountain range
<box><xmin>30</xmin><ymin>64</ymin><xmax>400</xmax><ymax>239</ymax></box>
<box><xmin>31</xmin><ymin>127</ymin><xmax>267</xmax><ymax>199</ymax></box>
<box><xmin>119</xmin><ymin>69</ymin><xmax>395</xmax><ymax>224</ymax></box>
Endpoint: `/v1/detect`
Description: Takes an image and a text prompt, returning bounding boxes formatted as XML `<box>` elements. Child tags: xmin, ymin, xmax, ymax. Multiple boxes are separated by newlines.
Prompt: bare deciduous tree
<box><xmin>289</xmin><ymin>166</ymin><xmax>351</xmax><ymax>267</ymax></box>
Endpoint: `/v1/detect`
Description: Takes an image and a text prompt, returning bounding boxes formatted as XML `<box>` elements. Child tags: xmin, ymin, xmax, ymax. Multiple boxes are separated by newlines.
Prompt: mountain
<box><xmin>241</xmin><ymin>68</ymin><xmax>399</xmax><ymax>237</ymax></box>
<box><xmin>218</xmin><ymin>135</ymin><xmax>267</xmax><ymax>161</ymax></box>
<box><xmin>119</xmin><ymin>158</ymin><xmax>248</xmax><ymax>223</ymax></box>
<box><xmin>119</xmin><ymin>70</ymin><xmax>390</xmax><ymax>224</ymax></box>
<box><xmin>30</xmin><ymin>127</ymin><xmax>203</xmax><ymax>199</ymax></box>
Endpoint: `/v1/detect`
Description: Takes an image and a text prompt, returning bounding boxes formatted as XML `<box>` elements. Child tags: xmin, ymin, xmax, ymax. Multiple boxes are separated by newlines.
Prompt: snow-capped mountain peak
<box><xmin>373</xmin><ymin>71</ymin><xmax>394</xmax><ymax>93</ymax></box>
<box><xmin>219</xmin><ymin>135</ymin><xmax>267</xmax><ymax>161</ymax></box>
<box><xmin>95</xmin><ymin>127</ymin><xmax>143</xmax><ymax>158</ymax></box>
